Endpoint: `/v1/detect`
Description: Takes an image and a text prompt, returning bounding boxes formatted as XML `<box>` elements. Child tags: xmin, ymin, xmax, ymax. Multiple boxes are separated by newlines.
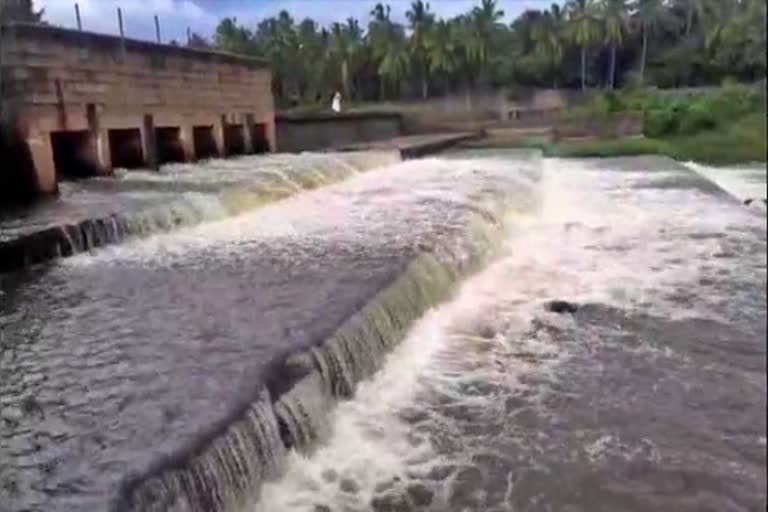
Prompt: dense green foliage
<box><xmin>534</xmin><ymin>112</ymin><xmax>767</xmax><ymax>164</ymax></box>
<box><xmin>204</xmin><ymin>0</ymin><xmax>765</xmax><ymax>106</ymax></box>
<box><xmin>561</xmin><ymin>81</ymin><xmax>764</xmax><ymax>137</ymax></box>
<box><xmin>637</xmin><ymin>83</ymin><xmax>763</xmax><ymax>137</ymax></box>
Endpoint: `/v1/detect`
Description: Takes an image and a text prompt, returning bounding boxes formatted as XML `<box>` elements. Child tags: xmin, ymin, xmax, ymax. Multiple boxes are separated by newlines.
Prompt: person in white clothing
<box><xmin>331</xmin><ymin>91</ymin><xmax>342</xmax><ymax>113</ymax></box>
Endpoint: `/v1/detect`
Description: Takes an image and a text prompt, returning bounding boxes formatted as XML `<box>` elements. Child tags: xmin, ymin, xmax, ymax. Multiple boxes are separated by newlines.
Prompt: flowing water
<box><xmin>255</xmin><ymin>156</ymin><xmax>767</xmax><ymax>512</ymax></box>
<box><xmin>685</xmin><ymin>162</ymin><xmax>767</xmax><ymax>210</ymax></box>
<box><xmin>0</xmin><ymin>152</ymin><xmax>398</xmax><ymax>271</ymax></box>
<box><xmin>1</xmin><ymin>152</ymin><xmax>765</xmax><ymax>512</ymax></box>
<box><xmin>1</xmin><ymin>151</ymin><xmax>539</xmax><ymax>511</ymax></box>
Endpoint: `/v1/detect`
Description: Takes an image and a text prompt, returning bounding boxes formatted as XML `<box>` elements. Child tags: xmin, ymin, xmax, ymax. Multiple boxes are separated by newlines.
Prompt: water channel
<box><xmin>1</xmin><ymin>151</ymin><xmax>765</xmax><ymax>512</ymax></box>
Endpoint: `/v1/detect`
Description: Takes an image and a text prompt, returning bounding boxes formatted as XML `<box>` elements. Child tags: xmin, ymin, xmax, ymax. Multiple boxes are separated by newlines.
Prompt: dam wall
<box><xmin>0</xmin><ymin>22</ymin><xmax>276</xmax><ymax>201</ymax></box>
<box><xmin>275</xmin><ymin>111</ymin><xmax>402</xmax><ymax>152</ymax></box>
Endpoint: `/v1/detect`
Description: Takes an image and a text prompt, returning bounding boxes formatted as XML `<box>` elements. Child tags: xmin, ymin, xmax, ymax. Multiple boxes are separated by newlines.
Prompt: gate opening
<box><xmin>0</xmin><ymin>129</ymin><xmax>38</xmax><ymax>204</ymax></box>
<box><xmin>108</xmin><ymin>129</ymin><xmax>144</xmax><ymax>169</ymax></box>
<box><xmin>193</xmin><ymin>126</ymin><xmax>218</xmax><ymax>160</ymax></box>
<box><xmin>155</xmin><ymin>127</ymin><xmax>185</xmax><ymax>164</ymax></box>
<box><xmin>250</xmin><ymin>123</ymin><xmax>269</xmax><ymax>154</ymax></box>
<box><xmin>223</xmin><ymin>124</ymin><xmax>245</xmax><ymax>156</ymax></box>
<box><xmin>50</xmin><ymin>130</ymin><xmax>99</xmax><ymax>180</ymax></box>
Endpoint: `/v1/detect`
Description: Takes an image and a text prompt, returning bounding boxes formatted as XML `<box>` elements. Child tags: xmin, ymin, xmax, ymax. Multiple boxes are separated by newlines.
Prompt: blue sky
<box><xmin>35</xmin><ymin>0</ymin><xmax>553</xmax><ymax>43</ymax></box>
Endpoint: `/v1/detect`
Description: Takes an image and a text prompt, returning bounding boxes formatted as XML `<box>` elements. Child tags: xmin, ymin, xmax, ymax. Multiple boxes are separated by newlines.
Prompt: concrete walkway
<box><xmin>337</xmin><ymin>132</ymin><xmax>480</xmax><ymax>158</ymax></box>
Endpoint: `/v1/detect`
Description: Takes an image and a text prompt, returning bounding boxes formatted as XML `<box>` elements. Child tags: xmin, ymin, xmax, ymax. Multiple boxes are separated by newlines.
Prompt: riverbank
<box><xmin>469</xmin><ymin>113</ymin><xmax>766</xmax><ymax>166</ymax></box>
<box><xmin>543</xmin><ymin>114</ymin><xmax>767</xmax><ymax>165</ymax></box>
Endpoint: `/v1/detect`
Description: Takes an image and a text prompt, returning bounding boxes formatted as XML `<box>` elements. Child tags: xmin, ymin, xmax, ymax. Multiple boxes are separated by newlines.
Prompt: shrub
<box><xmin>644</xmin><ymin>108</ymin><xmax>675</xmax><ymax>137</ymax></box>
<box><xmin>678</xmin><ymin>100</ymin><xmax>718</xmax><ymax>134</ymax></box>
<box><xmin>622</xmin><ymin>71</ymin><xmax>646</xmax><ymax>93</ymax></box>
<box><xmin>602</xmin><ymin>91</ymin><xmax>627</xmax><ymax>113</ymax></box>
<box><xmin>640</xmin><ymin>84</ymin><xmax>760</xmax><ymax>137</ymax></box>
<box><xmin>643</xmin><ymin>98</ymin><xmax>688</xmax><ymax>137</ymax></box>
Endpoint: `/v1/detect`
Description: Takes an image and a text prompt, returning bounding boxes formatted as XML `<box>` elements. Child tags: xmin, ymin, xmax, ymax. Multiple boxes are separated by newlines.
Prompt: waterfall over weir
<box><xmin>0</xmin><ymin>151</ymin><xmax>542</xmax><ymax>512</ymax></box>
<box><xmin>0</xmin><ymin>151</ymin><xmax>399</xmax><ymax>273</ymax></box>
<box><xmin>114</xmin><ymin>155</ymin><xmax>541</xmax><ymax>512</ymax></box>
<box><xmin>116</xmin><ymin>253</ymin><xmax>465</xmax><ymax>512</ymax></box>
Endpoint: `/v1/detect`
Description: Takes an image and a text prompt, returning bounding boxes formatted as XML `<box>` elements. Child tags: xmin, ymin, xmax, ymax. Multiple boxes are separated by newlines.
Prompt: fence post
<box><xmin>117</xmin><ymin>7</ymin><xmax>126</xmax><ymax>61</ymax></box>
<box><xmin>75</xmin><ymin>2</ymin><xmax>82</xmax><ymax>31</ymax></box>
<box><xmin>154</xmin><ymin>15</ymin><xmax>161</xmax><ymax>44</ymax></box>
<box><xmin>0</xmin><ymin>7</ymin><xmax>4</xmax><ymax>122</ymax></box>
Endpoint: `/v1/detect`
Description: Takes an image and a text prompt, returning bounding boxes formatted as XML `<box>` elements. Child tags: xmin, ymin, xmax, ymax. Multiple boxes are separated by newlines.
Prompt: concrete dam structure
<box><xmin>0</xmin><ymin>22</ymin><xmax>765</xmax><ymax>512</ymax></box>
<box><xmin>0</xmin><ymin>22</ymin><xmax>275</xmax><ymax>201</ymax></box>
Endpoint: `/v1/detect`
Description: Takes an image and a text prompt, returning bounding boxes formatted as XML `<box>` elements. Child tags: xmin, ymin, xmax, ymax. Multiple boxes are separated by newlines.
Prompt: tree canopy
<box><xmin>5</xmin><ymin>0</ymin><xmax>763</xmax><ymax>107</ymax></box>
<box><xmin>205</xmin><ymin>0</ymin><xmax>764</xmax><ymax>106</ymax></box>
<box><xmin>0</xmin><ymin>0</ymin><xmax>44</xmax><ymax>23</ymax></box>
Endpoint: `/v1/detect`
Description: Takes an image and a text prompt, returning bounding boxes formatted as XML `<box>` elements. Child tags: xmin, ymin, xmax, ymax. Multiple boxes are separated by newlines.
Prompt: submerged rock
<box><xmin>406</xmin><ymin>482</ymin><xmax>434</xmax><ymax>507</ymax></box>
<box><xmin>339</xmin><ymin>478</ymin><xmax>360</xmax><ymax>494</ymax></box>
<box><xmin>371</xmin><ymin>491</ymin><xmax>410</xmax><ymax>512</ymax></box>
<box><xmin>545</xmin><ymin>300</ymin><xmax>579</xmax><ymax>314</ymax></box>
<box><xmin>743</xmin><ymin>197</ymin><xmax>767</xmax><ymax>207</ymax></box>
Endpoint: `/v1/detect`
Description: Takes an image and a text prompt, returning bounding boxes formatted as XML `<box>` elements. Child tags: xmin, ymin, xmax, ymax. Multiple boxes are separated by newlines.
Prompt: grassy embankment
<box><xmin>539</xmin><ymin>114</ymin><xmax>766</xmax><ymax>165</ymax></box>
<box><xmin>530</xmin><ymin>83</ymin><xmax>767</xmax><ymax>165</ymax></box>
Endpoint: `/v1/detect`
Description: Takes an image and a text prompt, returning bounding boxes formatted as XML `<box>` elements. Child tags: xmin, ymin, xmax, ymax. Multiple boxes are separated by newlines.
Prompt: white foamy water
<box><xmin>62</xmin><ymin>157</ymin><xmax>540</xmax><ymax>268</ymax></box>
<box><xmin>685</xmin><ymin>161</ymin><xmax>767</xmax><ymax>206</ymax></box>
<box><xmin>253</xmin><ymin>156</ymin><xmax>766</xmax><ymax>512</ymax></box>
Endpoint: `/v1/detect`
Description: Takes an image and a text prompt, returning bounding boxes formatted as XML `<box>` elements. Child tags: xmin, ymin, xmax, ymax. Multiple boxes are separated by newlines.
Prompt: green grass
<box><xmin>532</xmin><ymin>114</ymin><xmax>766</xmax><ymax>165</ymax></box>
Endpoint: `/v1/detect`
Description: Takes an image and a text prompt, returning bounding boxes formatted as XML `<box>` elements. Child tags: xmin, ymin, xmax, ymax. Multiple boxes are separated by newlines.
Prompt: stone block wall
<box><xmin>275</xmin><ymin>112</ymin><xmax>402</xmax><ymax>152</ymax></box>
<box><xmin>1</xmin><ymin>22</ymin><xmax>275</xmax><ymax>198</ymax></box>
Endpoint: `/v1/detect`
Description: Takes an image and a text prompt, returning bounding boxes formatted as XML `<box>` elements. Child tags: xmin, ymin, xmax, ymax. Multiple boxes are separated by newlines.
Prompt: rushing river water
<box><xmin>255</xmin><ymin>156</ymin><xmax>767</xmax><ymax>512</ymax></box>
<box><xmin>1</xmin><ymin>152</ymin><xmax>765</xmax><ymax>512</ymax></box>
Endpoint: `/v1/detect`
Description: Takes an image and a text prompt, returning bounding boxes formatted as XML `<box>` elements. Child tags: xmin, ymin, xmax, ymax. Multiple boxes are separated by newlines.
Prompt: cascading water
<box><xmin>684</xmin><ymin>161</ymin><xmax>767</xmax><ymax>209</ymax></box>
<box><xmin>0</xmin><ymin>151</ymin><xmax>399</xmax><ymax>272</ymax></box>
<box><xmin>253</xmin><ymin>155</ymin><xmax>766</xmax><ymax>512</ymax></box>
<box><xmin>2</xmin><ymin>153</ymin><xmax>763</xmax><ymax>512</ymax></box>
<box><xmin>0</xmin><ymin>151</ymin><xmax>541</xmax><ymax>512</ymax></box>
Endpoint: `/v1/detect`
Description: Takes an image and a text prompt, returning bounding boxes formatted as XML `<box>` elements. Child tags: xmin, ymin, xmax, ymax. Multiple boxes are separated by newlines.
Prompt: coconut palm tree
<box><xmin>368</xmin><ymin>3</ymin><xmax>408</xmax><ymax>99</ymax></box>
<box><xmin>634</xmin><ymin>0</ymin><xmax>667</xmax><ymax>85</ymax></box>
<box><xmin>703</xmin><ymin>0</ymin><xmax>766</xmax><ymax>78</ymax></box>
<box><xmin>601</xmin><ymin>0</ymin><xmax>630</xmax><ymax>89</ymax></box>
<box><xmin>377</xmin><ymin>30</ymin><xmax>408</xmax><ymax>99</ymax></box>
<box><xmin>0</xmin><ymin>0</ymin><xmax>43</xmax><ymax>23</ymax></box>
<box><xmin>674</xmin><ymin>0</ymin><xmax>704</xmax><ymax>38</ymax></box>
<box><xmin>701</xmin><ymin>0</ymin><xmax>741</xmax><ymax>51</ymax></box>
<box><xmin>566</xmin><ymin>0</ymin><xmax>602</xmax><ymax>91</ymax></box>
<box><xmin>330</xmin><ymin>18</ymin><xmax>363</xmax><ymax>100</ymax></box>
<box><xmin>532</xmin><ymin>4</ymin><xmax>565</xmax><ymax>88</ymax></box>
<box><xmin>425</xmin><ymin>19</ymin><xmax>458</xmax><ymax>91</ymax></box>
<box><xmin>406</xmin><ymin>0</ymin><xmax>435</xmax><ymax>99</ymax></box>
<box><xmin>215</xmin><ymin>17</ymin><xmax>254</xmax><ymax>55</ymax></box>
<box><xmin>468</xmin><ymin>0</ymin><xmax>506</xmax><ymax>69</ymax></box>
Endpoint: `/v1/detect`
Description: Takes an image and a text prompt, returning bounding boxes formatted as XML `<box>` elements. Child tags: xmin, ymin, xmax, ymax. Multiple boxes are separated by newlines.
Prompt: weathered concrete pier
<box><xmin>1</xmin><ymin>22</ymin><xmax>275</xmax><ymax>198</ymax></box>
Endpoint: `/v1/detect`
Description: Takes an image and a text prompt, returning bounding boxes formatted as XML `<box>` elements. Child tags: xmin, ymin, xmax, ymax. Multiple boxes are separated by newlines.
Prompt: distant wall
<box><xmin>275</xmin><ymin>112</ymin><xmax>402</xmax><ymax>152</ymax></box>
<box><xmin>396</xmin><ymin>89</ymin><xmax>591</xmax><ymax>133</ymax></box>
<box><xmin>552</xmin><ymin>112</ymin><xmax>644</xmax><ymax>140</ymax></box>
<box><xmin>1</xmin><ymin>22</ymin><xmax>275</xmax><ymax>201</ymax></box>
